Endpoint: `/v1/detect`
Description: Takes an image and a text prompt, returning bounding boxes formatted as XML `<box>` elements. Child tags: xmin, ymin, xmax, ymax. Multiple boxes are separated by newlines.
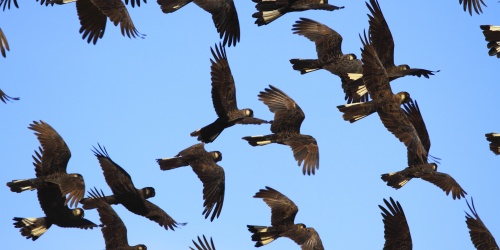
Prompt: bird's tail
<box><xmin>336</xmin><ymin>101</ymin><xmax>376</xmax><ymax>123</ymax></box>
<box><xmin>13</xmin><ymin>217</ymin><xmax>51</xmax><ymax>241</ymax></box>
<box><xmin>381</xmin><ymin>171</ymin><xmax>411</xmax><ymax>189</ymax></box>
<box><xmin>247</xmin><ymin>225</ymin><xmax>279</xmax><ymax>247</ymax></box>
<box><xmin>156</xmin><ymin>157</ymin><xmax>188</xmax><ymax>171</ymax></box>
<box><xmin>242</xmin><ymin>135</ymin><xmax>275</xmax><ymax>146</ymax></box>
<box><xmin>252</xmin><ymin>8</ymin><xmax>286</xmax><ymax>26</ymax></box>
<box><xmin>6</xmin><ymin>178</ymin><xmax>43</xmax><ymax>193</ymax></box>
<box><xmin>158</xmin><ymin>0</ymin><xmax>190</xmax><ymax>13</ymax></box>
<box><xmin>190</xmin><ymin>121</ymin><xmax>225</xmax><ymax>143</ymax></box>
<box><xmin>289</xmin><ymin>59</ymin><xmax>322</xmax><ymax>74</ymax></box>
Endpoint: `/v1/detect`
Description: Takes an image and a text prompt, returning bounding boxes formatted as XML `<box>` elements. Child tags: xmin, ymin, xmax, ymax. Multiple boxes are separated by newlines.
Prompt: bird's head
<box><xmin>398</xmin><ymin>91</ymin><xmax>412</xmax><ymax>104</ymax></box>
<box><xmin>72</xmin><ymin>208</ymin><xmax>84</xmax><ymax>218</ymax></box>
<box><xmin>244</xmin><ymin>108</ymin><xmax>254</xmax><ymax>117</ymax></box>
<box><xmin>143</xmin><ymin>187</ymin><xmax>156</xmax><ymax>198</ymax></box>
<box><xmin>134</xmin><ymin>244</ymin><xmax>147</xmax><ymax>250</ymax></box>
<box><xmin>297</xmin><ymin>223</ymin><xmax>307</xmax><ymax>229</ymax></box>
<box><xmin>211</xmin><ymin>151</ymin><xmax>223</xmax><ymax>162</ymax></box>
<box><xmin>398</xmin><ymin>64</ymin><xmax>410</xmax><ymax>71</ymax></box>
<box><xmin>430</xmin><ymin>163</ymin><xmax>438</xmax><ymax>171</ymax></box>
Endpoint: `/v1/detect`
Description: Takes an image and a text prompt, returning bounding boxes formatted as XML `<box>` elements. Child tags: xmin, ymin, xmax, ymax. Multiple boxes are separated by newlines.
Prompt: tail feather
<box><xmin>13</xmin><ymin>217</ymin><xmax>50</xmax><ymax>241</ymax></box>
<box><xmin>242</xmin><ymin>135</ymin><xmax>274</xmax><ymax>146</ymax></box>
<box><xmin>190</xmin><ymin>121</ymin><xmax>225</xmax><ymax>143</ymax></box>
<box><xmin>6</xmin><ymin>178</ymin><xmax>43</xmax><ymax>193</ymax></box>
<box><xmin>381</xmin><ymin>172</ymin><xmax>411</xmax><ymax>189</ymax></box>
<box><xmin>252</xmin><ymin>9</ymin><xmax>285</xmax><ymax>26</ymax></box>
<box><xmin>159</xmin><ymin>0</ymin><xmax>190</xmax><ymax>13</ymax></box>
<box><xmin>247</xmin><ymin>225</ymin><xmax>278</xmax><ymax>247</ymax></box>
<box><xmin>336</xmin><ymin>101</ymin><xmax>376</xmax><ymax>123</ymax></box>
<box><xmin>290</xmin><ymin>59</ymin><xmax>322</xmax><ymax>74</ymax></box>
<box><xmin>156</xmin><ymin>157</ymin><xmax>189</xmax><ymax>171</ymax></box>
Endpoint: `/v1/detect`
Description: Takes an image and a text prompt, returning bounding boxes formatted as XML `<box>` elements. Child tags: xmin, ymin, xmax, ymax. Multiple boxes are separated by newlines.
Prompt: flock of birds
<box><xmin>1</xmin><ymin>0</ymin><xmax>499</xmax><ymax>249</ymax></box>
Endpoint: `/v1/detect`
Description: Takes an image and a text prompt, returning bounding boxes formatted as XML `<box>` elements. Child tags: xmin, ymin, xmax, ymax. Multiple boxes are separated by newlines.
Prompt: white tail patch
<box><xmin>388</xmin><ymin>172</ymin><xmax>397</xmax><ymax>176</ymax></box>
<box><xmin>352</xmin><ymin>114</ymin><xmax>368</xmax><ymax>121</ymax></box>
<box><xmin>160</xmin><ymin>157</ymin><xmax>173</xmax><ymax>161</ymax></box>
<box><xmin>304</xmin><ymin>68</ymin><xmax>319</xmax><ymax>73</ymax></box>
<box><xmin>21</xmin><ymin>218</ymin><xmax>38</xmax><ymax>225</ymax></box>
<box><xmin>348</xmin><ymin>73</ymin><xmax>363</xmax><ymax>80</ymax></box>
<box><xmin>256</xmin><ymin>140</ymin><xmax>272</xmax><ymax>145</ymax></box>
<box><xmin>257</xmin><ymin>227</ymin><xmax>269</xmax><ymax>233</ymax></box>
<box><xmin>31</xmin><ymin>225</ymin><xmax>48</xmax><ymax>237</ymax></box>
<box><xmin>489</xmin><ymin>26</ymin><xmax>500</xmax><ymax>31</ymax></box>
<box><xmin>398</xmin><ymin>179</ymin><xmax>409</xmax><ymax>187</ymax></box>
<box><xmin>20</xmin><ymin>186</ymin><xmax>35</xmax><ymax>191</ymax></box>
<box><xmin>355</xmin><ymin>85</ymin><xmax>367</xmax><ymax>96</ymax></box>
<box><xmin>260</xmin><ymin>237</ymin><xmax>275</xmax><ymax>245</ymax></box>
<box><xmin>251</xmin><ymin>135</ymin><xmax>264</xmax><ymax>138</ymax></box>
<box><xmin>262</xmin><ymin>10</ymin><xmax>282</xmax><ymax>23</ymax></box>
<box><xmin>13</xmin><ymin>179</ymin><xmax>26</xmax><ymax>183</ymax></box>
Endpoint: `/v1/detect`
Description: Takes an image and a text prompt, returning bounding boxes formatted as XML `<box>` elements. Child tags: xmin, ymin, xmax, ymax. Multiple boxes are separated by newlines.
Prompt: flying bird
<box><xmin>380</xmin><ymin>100</ymin><xmax>467</xmax><ymax>200</ymax></box>
<box><xmin>465</xmin><ymin>198</ymin><xmax>499</xmax><ymax>250</ymax></box>
<box><xmin>80</xmin><ymin>144</ymin><xmax>184</xmax><ymax>230</ymax></box>
<box><xmin>7</xmin><ymin>120</ymin><xmax>86</xmax><ymax>208</ymax></box>
<box><xmin>342</xmin><ymin>0</ymin><xmax>437</xmax><ymax>103</ymax></box>
<box><xmin>460</xmin><ymin>0</ymin><xmax>487</xmax><ymax>15</ymax></box>
<box><xmin>242</xmin><ymin>85</ymin><xmax>319</xmax><ymax>175</ymax></box>
<box><xmin>480</xmin><ymin>25</ymin><xmax>500</xmax><ymax>58</ymax></box>
<box><xmin>485</xmin><ymin>133</ymin><xmax>500</xmax><ymax>155</ymax></box>
<box><xmin>157</xmin><ymin>0</ymin><xmax>240</xmax><ymax>47</ymax></box>
<box><xmin>85</xmin><ymin>188</ymin><xmax>147</xmax><ymax>250</ymax></box>
<box><xmin>247</xmin><ymin>186</ymin><xmax>324</xmax><ymax>250</ymax></box>
<box><xmin>12</xmin><ymin>150</ymin><xmax>97</xmax><ymax>241</ymax></box>
<box><xmin>190</xmin><ymin>235</ymin><xmax>216</xmax><ymax>250</ymax></box>
<box><xmin>75</xmin><ymin>0</ymin><xmax>144</xmax><ymax>44</ymax></box>
<box><xmin>379</xmin><ymin>197</ymin><xmax>413</xmax><ymax>250</ymax></box>
<box><xmin>0</xmin><ymin>27</ymin><xmax>9</xmax><ymax>58</ymax></box>
<box><xmin>337</xmin><ymin>33</ymin><xmax>428</xmax><ymax>164</ymax></box>
<box><xmin>252</xmin><ymin>0</ymin><xmax>343</xmax><ymax>26</ymax></box>
<box><xmin>0</xmin><ymin>89</ymin><xmax>19</xmax><ymax>103</ymax></box>
<box><xmin>289</xmin><ymin>17</ymin><xmax>362</xmax><ymax>78</ymax></box>
<box><xmin>157</xmin><ymin>143</ymin><xmax>224</xmax><ymax>221</ymax></box>
<box><xmin>190</xmin><ymin>44</ymin><xmax>268</xmax><ymax>143</ymax></box>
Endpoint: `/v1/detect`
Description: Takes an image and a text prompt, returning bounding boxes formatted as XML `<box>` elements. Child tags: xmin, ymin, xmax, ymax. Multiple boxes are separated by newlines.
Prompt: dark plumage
<box><xmin>0</xmin><ymin>89</ymin><xmax>19</xmax><ymax>103</ymax></box>
<box><xmin>157</xmin><ymin>0</ymin><xmax>240</xmax><ymax>47</ymax></box>
<box><xmin>190</xmin><ymin>44</ymin><xmax>268</xmax><ymax>143</ymax></box>
<box><xmin>379</xmin><ymin>197</ymin><xmax>412</xmax><ymax>250</ymax></box>
<box><xmin>465</xmin><ymin>198</ymin><xmax>499</xmax><ymax>250</ymax></box>
<box><xmin>247</xmin><ymin>186</ymin><xmax>324</xmax><ymax>250</ymax></box>
<box><xmin>485</xmin><ymin>133</ymin><xmax>500</xmax><ymax>155</ymax></box>
<box><xmin>460</xmin><ymin>0</ymin><xmax>487</xmax><ymax>15</ymax></box>
<box><xmin>289</xmin><ymin>17</ymin><xmax>362</xmax><ymax>79</ymax></box>
<box><xmin>12</xmin><ymin>149</ymin><xmax>96</xmax><ymax>240</ymax></box>
<box><xmin>190</xmin><ymin>235</ymin><xmax>216</xmax><ymax>250</ymax></box>
<box><xmin>242</xmin><ymin>85</ymin><xmax>319</xmax><ymax>175</ymax></box>
<box><xmin>337</xmin><ymin>34</ymin><xmax>427</xmax><ymax>164</ymax></box>
<box><xmin>252</xmin><ymin>0</ymin><xmax>343</xmax><ymax>26</ymax></box>
<box><xmin>480</xmin><ymin>25</ymin><xmax>500</xmax><ymax>58</ymax></box>
<box><xmin>342</xmin><ymin>0</ymin><xmax>437</xmax><ymax>103</ymax></box>
<box><xmin>0</xmin><ymin>0</ymin><xmax>18</xmax><ymax>10</ymax></box>
<box><xmin>157</xmin><ymin>143</ymin><xmax>224</xmax><ymax>221</ymax></box>
<box><xmin>75</xmin><ymin>0</ymin><xmax>144</xmax><ymax>44</ymax></box>
<box><xmin>80</xmin><ymin>144</ymin><xmax>184</xmax><ymax>230</ymax></box>
<box><xmin>86</xmin><ymin>188</ymin><xmax>147</xmax><ymax>250</ymax></box>
<box><xmin>0</xmin><ymin>27</ymin><xmax>9</xmax><ymax>58</ymax></box>
<box><xmin>381</xmin><ymin>100</ymin><xmax>467</xmax><ymax>200</ymax></box>
<box><xmin>6</xmin><ymin>121</ymin><xmax>85</xmax><ymax>208</ymax></box>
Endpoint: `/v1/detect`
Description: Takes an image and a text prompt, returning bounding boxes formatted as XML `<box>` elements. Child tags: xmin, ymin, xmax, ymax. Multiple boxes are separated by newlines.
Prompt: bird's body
<box><xmin>157</xmin><ymin>0</ymin><xmax>240</xmax><ymax>46</ymax></box>
<box><xmin>191</xmin><ymin>44</ymin><xmax>268</xmax><ymax>143</ymax></box>
<box><xmin>242</xmin><ymin>85</ymin><xmax>319</xmax><ymax>175</ymax></box>
<box><xmin>157</xmin><ymin>143</ymin><xmax>224</xmax><ymax>221</ymax></box>
<box><xmin>247</xmin><ymin>186</ymin><xmax>324</xmax><ymax>250</ymax></box>
<box><xmin>252</xmin><ymin>0</ymin><xmax>343</xmax><ymax>26</ymax></box>
<box><xmin>80</xmin><ymin>144</ymin><xmax>183</xmax><ymax>230</ymax></box>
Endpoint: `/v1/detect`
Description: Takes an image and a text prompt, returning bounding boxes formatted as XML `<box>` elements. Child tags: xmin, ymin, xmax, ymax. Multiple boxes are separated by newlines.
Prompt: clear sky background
<box><xmin>1</xmin><ymin>0</ymin><xmax>499</xmax><ymax>249</ymax></box>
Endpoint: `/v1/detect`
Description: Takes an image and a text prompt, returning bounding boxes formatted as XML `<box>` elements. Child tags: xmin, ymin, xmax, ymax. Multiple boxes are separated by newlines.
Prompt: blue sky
<box><xmin>1</xmin><ymin>0</ymin><xmax>499</xmax><ymax>249</ymax></box>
